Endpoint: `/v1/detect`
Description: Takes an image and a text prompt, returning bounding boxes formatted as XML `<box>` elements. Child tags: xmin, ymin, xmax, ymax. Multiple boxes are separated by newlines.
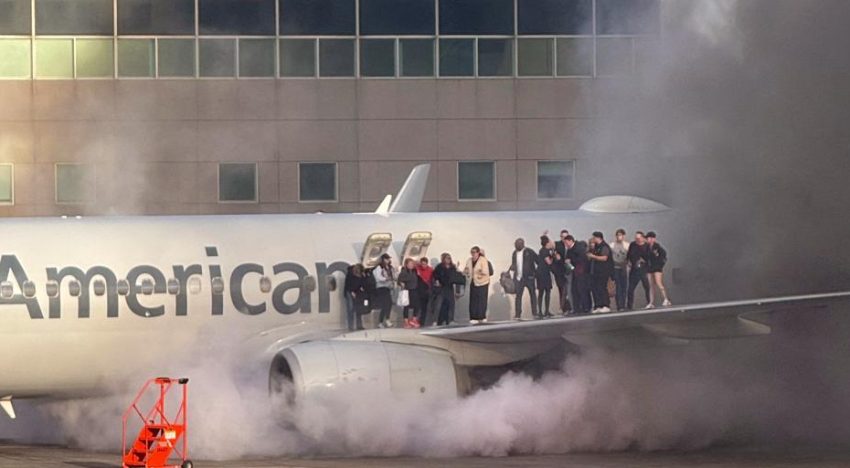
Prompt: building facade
<box><xmin>0</xmin><ymin>0</ymin><xmax>661</xmax><ymax>216</ymax></box>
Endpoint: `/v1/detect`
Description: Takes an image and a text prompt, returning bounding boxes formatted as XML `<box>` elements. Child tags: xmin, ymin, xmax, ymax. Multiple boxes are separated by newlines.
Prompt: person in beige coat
<box><xmin>464</xmin><ymin>246</ymin><xmax>493</xmax><ymax>324</ymax></box>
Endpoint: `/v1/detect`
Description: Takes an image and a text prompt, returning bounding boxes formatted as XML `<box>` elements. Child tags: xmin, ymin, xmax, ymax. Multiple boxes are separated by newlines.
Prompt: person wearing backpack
<box><xmin>464</xmin><ymin>246</ymin><xmax>493</xmax><ymax>324</ymax></box>
<box><xmin>588</xmin><ymin>231</ymin><xmax>613</xmax><ymax>313</ymax></box>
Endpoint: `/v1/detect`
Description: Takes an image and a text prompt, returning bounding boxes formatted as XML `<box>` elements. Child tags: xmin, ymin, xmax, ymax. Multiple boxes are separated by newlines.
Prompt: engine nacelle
<box><xmin>270</xmin><ymin>340</ymin><xmax>461</xmax><ymax>401</ymax></box>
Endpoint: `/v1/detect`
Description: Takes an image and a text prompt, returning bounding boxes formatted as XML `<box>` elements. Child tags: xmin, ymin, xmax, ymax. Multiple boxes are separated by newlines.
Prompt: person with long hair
<box><xmin>344</xmin><ymin>263</ymin><xmax>367</xmax><ymax>330</ymax></box>
<box><xmin>464</xmin><ymin>246</ymin><xmax>492</xmax><ymax>324</ymax></box>
<box><xmin>415</xmin><ymin>257</ymin><xmax>434</xmax><ymax>327</ymax></box>
<box><xmin>536</xmin><ymin>236</ymin><xmax>556</xmax><ymax>318</ymax></box>
<box><xmin>397</xmin><ymin>258</ymin><xmax>420</xmax><ymax>328</ymax></box>
<box><xmin>372</xmin><ymin>253</ymin><xmax>395</xmax><ymax>327</ymax></box>
<box><xmin>432</xmin><ymin>253</ymin><xmax>458</xmax><ymax>326</ymax></box>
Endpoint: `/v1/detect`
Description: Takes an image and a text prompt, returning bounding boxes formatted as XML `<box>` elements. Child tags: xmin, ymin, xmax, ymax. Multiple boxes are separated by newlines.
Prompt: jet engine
<box><xmin>269</xmin><ymin>340</ymin><xmax>463</xmax><ymax>404</ymax></box>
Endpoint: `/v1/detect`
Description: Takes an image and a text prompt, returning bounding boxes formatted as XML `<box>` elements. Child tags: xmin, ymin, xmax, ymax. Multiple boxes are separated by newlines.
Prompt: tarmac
<box><xmin>3</xmin><ymin>443</ymin><xmax>850</xmax><ymax>468</ymax></box>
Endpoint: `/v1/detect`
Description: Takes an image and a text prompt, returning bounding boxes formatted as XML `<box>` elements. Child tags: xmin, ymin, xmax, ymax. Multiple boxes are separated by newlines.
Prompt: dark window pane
<box><xmin>56</xmin><ymin>164</ymin><xmax>96</xmax><ymax>204</ymax></box>
<box><xmin>199</xmin><ymin>39</ymin><xmax>235</xmax><ymax>77</ymax></box>
<box><xmin>280</xmin><ymin>0</ymin><xmax>355</xmax><ymax>35</ymax></box>
<box><xmin>518</xmin><ymin>0</ymin><xmax>591</xmax><ymax>35</ymax></box>
<box><xmin>0</xmin><ymin>0</ymin><xmax>31</xmax><ymax>35</ymax></box>
<box><xmin>537</xmin><ymin>161</ymin><xmax>574</xmax><ymax>199</ymax></box>
<box><xmin>556</xmin><ymin>37</ymin><xmax>592</xmax><ymax>76</ymax></box>
<box><xmin>360</xmin><ymin>0</ymin><xmax>434</xmax><ymax>35</ymax></box>
<box><xmin>458</xmin><ymin>162</ymin><xmax>495</xmax><ymax>200</ymax></box>
<box><xmin>159</xmin><ymin>39</ymin><xmax>195</xmax><ymax>77</ymax></box>
<box><xmin>439</xmin><ymin>0</ymin><xmax>513</xmax><ymax>35</ymax></box>
<box><xmin>118</xmin><ymin>0</ymin><xmax>194</xmax><ymax>35</ymax></box>
<box><xmin>199</xmin><ymin>0</ymin><xmax>275</xmax><ymax>35</ymax></box>
<box><xmin>118</xmin><ymin>39</ymin><xmax>155</xmax><ymax>77</ymax></box>
<box><xmin>478</xmin><ymin>39</ymin><xmax>512</xmax><ymax>77</ymax></box>
<box><xmin>319</xmin><ymin>39</ymin><xmax>354</xmax><ymax>77</ymax></box>
<box><xmin>299</xmin><ymin>163</ymin><xmax>336</xmax><ymax>202</ymax></box>
<box><xmin>219</xmin><ymin>163</ymin><xmax>257</xmax><ymax>202</ymax></box>
<box><xmin>596</xmin><ymin>0</ymin><xmax>660</xmax><ymax>35</ymax></box>
<box><xmin>596</xmin><ymin>37</ymin><xmax>632</xmax><ymax>76</ymax></box>
<box><xmin>36</xmin><ymin>0</ymin><xmax>113</xmax><ymax>35</ymax></box>
<box><xmin>239</xmin><ymin>39</ymin><xmax>275</xmax><ymax>77</ymax></box>
<box><xmin>360</xmin><ymin>39</ymin><xmax>394</xmax><ymax>77</ymax></box>
<box><xmin>400</xmin><ymin>39</ymin><xmax>433</xmax><ymax>77</ymax></box>
<box><xmin>280</xmin><ymin>39</ymin><xmax>315</xmax><ymax>77</ymax></box>
<box><xmin>518</xmin><ymin>38</ymin><xmax>552</xmax><ymax>76</ymax></box>
<box><xmin>439</xmin><ymin>39</ymin><xmax>473</xmax><ymax>77</ymax></box>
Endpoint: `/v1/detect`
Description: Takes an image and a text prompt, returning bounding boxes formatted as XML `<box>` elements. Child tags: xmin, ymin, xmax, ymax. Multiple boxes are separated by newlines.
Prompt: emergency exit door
<box><xmin>400</xmin><ymin>231</ymin><xmax>432</xmax><ymax>263</ymax></box>
<box><xmin>361</xmin><ymin>233</ymin><xmax>392</xmax><ymax>268</ymax></box>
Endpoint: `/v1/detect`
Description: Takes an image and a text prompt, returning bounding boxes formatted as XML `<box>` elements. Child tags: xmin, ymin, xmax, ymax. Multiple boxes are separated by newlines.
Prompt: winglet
<box><xmin>1</xmin><ymin>396</ymin><xmax>15</xmax><ymax>419</ymax></box>
<box><xmin>374</xmin><ymin>194</ymin><xmax>392</xmax><ymax>215</ymax></box>
<box><xmin>388</xmin><ymin>164</ymin><xmax>430</xmax><ymax>213</ymax></box>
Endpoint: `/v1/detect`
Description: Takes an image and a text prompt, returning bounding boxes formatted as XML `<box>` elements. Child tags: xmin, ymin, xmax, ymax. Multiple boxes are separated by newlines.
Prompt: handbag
<box><xmin>396</xmin><ymin>289</ymin><xmax>410</xmax><ymax>307</ymax></box>
<box><xmin>499</xmin><ymin>271</ymin><xmax>516</xmax><ymax>294</ymax></box>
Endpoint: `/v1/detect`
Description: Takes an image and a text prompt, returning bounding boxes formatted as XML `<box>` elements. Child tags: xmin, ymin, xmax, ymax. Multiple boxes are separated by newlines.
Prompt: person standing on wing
<box><xmin>509</xmin><ymin>238</ymin><xmax>538</xmax><ymax>320</ymax></box>
<box><xmin>646</xmin><ymin>231</ymin><xmax>672</xmax><ymax>307</ymax></box>
<box><xmin>464</xmin><ymin>246</ymin><xmax>493</xmax><ymax>324</ymax></box>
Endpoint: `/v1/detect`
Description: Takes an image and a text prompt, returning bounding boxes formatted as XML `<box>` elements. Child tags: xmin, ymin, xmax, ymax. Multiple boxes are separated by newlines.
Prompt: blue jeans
<box><xmin>345</xmin><ymin>294</ymin><xmax>363</xmax><ymax>330</ymax></box>
<box><xmin>613</xmin><ymin>268</ymin><xmax>628</xmax><ymax>311</ymax></box>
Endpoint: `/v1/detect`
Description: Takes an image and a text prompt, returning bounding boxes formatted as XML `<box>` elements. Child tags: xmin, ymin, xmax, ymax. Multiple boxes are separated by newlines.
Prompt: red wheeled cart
<box><xmin>122</xmin><ymin>377</ymin><xmax>192</xmax><ymax>468</ymax></box>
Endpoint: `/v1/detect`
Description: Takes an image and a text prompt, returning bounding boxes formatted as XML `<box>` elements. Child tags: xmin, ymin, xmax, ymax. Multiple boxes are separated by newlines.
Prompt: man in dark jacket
<box><xmin>552</xmin><ymin>229</ymin><xmax>572</xmax><ymax>314</ymax></box>
<box><xmin>566</xmin><ymin>236</ymin><xmax>591</xmax><ymax>314</ymax></box>
<box><xmin>509</xmin><ymin>238</ymin><xmax>538</xmax><ymax>319</ymax></box>
<box><xmin>627</xmin><ymin>231</ymin><xmax>652</xmax><ymax>310</ymax></box>
<box><xmin>587</xmin><ymin>231</ymin><xmax>613</xmax><ymax>313</ymax></box>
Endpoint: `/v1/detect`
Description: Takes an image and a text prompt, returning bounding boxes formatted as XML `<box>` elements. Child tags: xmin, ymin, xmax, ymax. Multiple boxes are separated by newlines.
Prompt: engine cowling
<box><xmin>270</xmin><ymin>340</ymin><xmax>461</xmax><ymax>402</ymax></box>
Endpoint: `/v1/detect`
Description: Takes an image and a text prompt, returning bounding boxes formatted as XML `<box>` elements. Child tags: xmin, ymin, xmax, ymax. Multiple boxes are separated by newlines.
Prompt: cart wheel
<box><xmin>181</xmin><ymin>461</ymin><xmax>194</xmax><ymax>468</ymax></box>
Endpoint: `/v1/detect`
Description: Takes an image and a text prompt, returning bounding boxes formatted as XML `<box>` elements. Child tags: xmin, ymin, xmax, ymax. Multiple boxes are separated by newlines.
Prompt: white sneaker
<box><xmin>481</xmin><ymin>318</ymin><xmax>488</xmax><ymax>323</ymax></box>
<box><xmin>384</xmin><ymin>320</ymin><xmax>394</xmax><ymax>328</ymax></box>
<box><xmin>662</xmin><ymin>299</ymin><xmax>672</xmax><ymax>307</ymax></box>
<box><xmin>598</xmin><ymin>307</ymin><xmax>611</xmax><ymax>313</ymax></box>
<box><xmin>469</xmin><ymin>319</ymin><xmax>479</xmax><ymax>325</ymax></box>
<box><xmin>644</xmin><ymin>304</ymin><xmax>655</xmax><ymax>310</ymax></box>
<box><xmin>377</xmin><ymin>322</ymin><xmax>385</xmax><ymax>329</ymax></box>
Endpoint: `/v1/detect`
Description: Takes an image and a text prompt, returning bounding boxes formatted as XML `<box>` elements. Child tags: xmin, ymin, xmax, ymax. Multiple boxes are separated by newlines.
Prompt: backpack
<box><xmin>499</xmin><ymin>271</ymin><xmax>516</xmax><ymax>294</ymax></box>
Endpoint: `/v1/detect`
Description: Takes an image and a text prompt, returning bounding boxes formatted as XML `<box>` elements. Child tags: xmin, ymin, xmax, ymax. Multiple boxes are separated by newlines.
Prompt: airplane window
<box><xmin>188</xmin><ymin>277</ymin><xmax>202</xmax><ymax>295</ymax></box>
<box><xmin>140</xmin><ymin>278</ymin><xmax>154</xmax><ymax>295</ymax></box>
<box><xmin>46</xmin><ymin>280</ymin><xmax>59</xmax><ymax>298</ymax></box>
<box><xmin>0</xmin><ymin>281</ymin><xmax>12</xmax><ymax>299</ymax></box>
<box><xmin>259</xmin><ymin>276</ymin><xmax>272</xmax><ymax>293</ymax></box>
<box><xmin>68</xmin><ymin>280</ymin><xmax>81</xmax><ymax>297</ymax></box>
<box><xmin>22</xmin><ymin>280</ymin><xmax>36</xmax><ymax>298</ymax></box>
<box><xmin>211</xmin><ymin>277</ymin><xmax>224</xmax><ymax>295</ymax></box>
<box><xmin>93</xmin><ymin>279</ymin><xmax>106</xmax><ymax>296</ymax></box>
<box><xmin>117</xmin><ymin>279</ymin><xmax>130</xmax><ymax>296</ymax></box>
<box><xmin>167</xmin><ymin>278</ymin><xmax>180</xmax><ymax>295</ymax></box>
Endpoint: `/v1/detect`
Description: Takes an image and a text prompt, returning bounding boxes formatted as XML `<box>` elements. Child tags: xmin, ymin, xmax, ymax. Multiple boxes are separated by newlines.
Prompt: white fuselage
<box><xmin>0</xmin><ymin>210</ymin><xmax>675</xmax><ymax>397</ymax></box>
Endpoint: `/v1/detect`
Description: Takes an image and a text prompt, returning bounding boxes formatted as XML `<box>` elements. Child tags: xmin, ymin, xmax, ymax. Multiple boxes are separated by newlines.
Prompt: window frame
<box><xmin>535</xmin><ymin>160</ymin><xmax>576</xmax><ymax>201</ymax></box>
<box><xmin>457</xmin><ymin>160</ymin><xmax>497</xmax><ymax>202</ymax></box>
<box><xmin>0</xmin><ymin>164</ymin><xmax>15</xmax><ymax>205</ymax></box>
<box><xmin>297</xmin><ymin>161</ymin><xmax>338</xmax><ymax>203</ymax></box>
<box><xmin>217</xmin><ymin>162</ymin><xmax>259</xmax><ymax>204</ymax></box>
<box><xmin>55</xmin><ymin>162</ymin><xmax>96</xmax><ymax>205</ymax></box>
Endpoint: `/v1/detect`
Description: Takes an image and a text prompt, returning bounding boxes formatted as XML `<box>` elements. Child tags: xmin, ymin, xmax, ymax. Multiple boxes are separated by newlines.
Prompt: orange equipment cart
<box><xmin>122</xmin><ymin>377</ymin><xmax>192</xmax><ymax>468</ymax></box>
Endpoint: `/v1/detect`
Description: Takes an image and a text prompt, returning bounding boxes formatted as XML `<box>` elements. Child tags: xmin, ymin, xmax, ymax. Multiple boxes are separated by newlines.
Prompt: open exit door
<box><xmin>361</xmin><ymin>233</ymin><xmax>393</xmax><ymax>268</ymax></box>
<box><xmin>400</xmin><ymin>231</ymin><xmax>432</xmax><ymax>263</ymax></box>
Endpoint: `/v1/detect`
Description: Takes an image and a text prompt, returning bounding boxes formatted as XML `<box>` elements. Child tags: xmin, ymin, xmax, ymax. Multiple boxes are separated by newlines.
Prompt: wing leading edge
<box><xmin>422</xmin><ymin>291</ymin><xmax>850</xmax><ymax>345</ymax></box>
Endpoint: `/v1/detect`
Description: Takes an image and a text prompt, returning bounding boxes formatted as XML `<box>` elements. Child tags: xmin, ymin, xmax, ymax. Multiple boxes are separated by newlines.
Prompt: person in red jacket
<box><xmin>414</xmin><ymin>257</ymin><xmax>434</xmax><ymax>327</ymax></box>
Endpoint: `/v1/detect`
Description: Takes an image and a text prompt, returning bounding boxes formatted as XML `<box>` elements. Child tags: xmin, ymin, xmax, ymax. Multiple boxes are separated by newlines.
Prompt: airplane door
<box><xmin>361</xmin><ymin>233</ymin><xmax>393</xmax><ymax>268</ymax></box>
<box><xmin>400</xmin><ymin>231</ymin><xmax>432</xmax><ymax>263</ymax></box>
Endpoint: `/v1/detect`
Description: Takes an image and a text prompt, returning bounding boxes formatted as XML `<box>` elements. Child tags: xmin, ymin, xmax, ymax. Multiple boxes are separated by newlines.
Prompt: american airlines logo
<box><xmin>0</xmin><ymin>248</ymin><xmax>348</xmax><ymax>319</ymax></box>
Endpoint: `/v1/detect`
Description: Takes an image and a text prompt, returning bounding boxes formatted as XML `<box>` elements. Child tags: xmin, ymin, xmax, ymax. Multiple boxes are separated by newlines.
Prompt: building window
<box><xmin>36</xmin><ymin>0</ymin><xmax>113</xmax><ymax>35</ymax></box>
<box><xmin>477</xmin><ymin>38</ymin><xmax>512</xmax><ymax>77</ymax></box>
<box><xmin>199</xmin><ymin>38</ymin><xmax>236</xmax><ymax>77</ymax></box>
<box><xmin>76</xmin><ymin>39</ymin><xmax>114</xmax><ymax>78</ymax></box>
<box><xmin>239</xmin><ymin>38</ymin><xmax>276</xmax><ymax>78</ymax></box>
<box><xmin>596</xmin><ymin>0</ymin><xmax>661</xmax><ymax>35</ymax></box>
<box><xmin>280</xmin><ymin>0</ymin><xmax>355</xmax><ymax>36</ymax></box>
<box><xmin>359</xmin><ymin>0</ymin><xmax>434</xmax><ymax>35</ymax></box>
<box><xmin>0</xmin><ymin>165</ymin><xmax>13</xmax><ymax>205</ymax></box>
<box><xmin>35</xmin><ymin>38</ymin><xmax>73</xmax><ymax>78</ymax></box>
<box><xmin>439</xmin><ymin>38</ymin><xmax>473</xmax><ymax>77</ymax></box>
<box><xmin>319</xmin><ymin>39</ymin><xmax>354</xmax><ymax>77</ymax></box>
<box><xmin>518</xmin><ymin>38</ymin><xmax>553</xmax><ymax>77</ymax></box>
<box><xmin>557</xmin><ymin>37</ymin><xmax>593</xmax><ymax>76</ymax></box>
<box><xmin>518</xmin><ymin>0</ymin><xmax>592</xmax><ymax>35</ymax></box>
<box><xmin>439</xmin><ymin>0</ymin><xmax>514</xmax><ymax>35</ymax></box>
<box><xmin>299</xmin><ymin>162</ymin><xmax>337</xmax><ymax>202</ymax></box>
<box><xmin>537</xmin><ymin>161</ymin><xmax>574</xmax><ymax>200</ymax></box>
<box><xmin>458</xmin><ymin>161</ymin><xmax>495</xmax><ymax>201</ymax></box>
<box><xmin>56</xmin><ymin>164</ymin><xmax>95</xmax><ymax>204</ymax></box>
<box><xmin>117</xmin><ymin>0</ymin><xmax>195</xmax><ymax>35</ymax></box>
<box><xmin>399</xmin><ymin>39</ymin><xmax>433</xmax><ymax>77</ymax></box>
<box><xmin>0</xmin><ymin>39</ymin><xmax>31</xmax><ymax>78</ymax></box>
<box><xmin>280</xmin><ymin>39</ymin><xmax>316</xmax><ymax>77</ymax></box>
<box><xmin>0</xmin><ymin>0</ymin><xmax>31</xmax><ymax>35</ymax></box>
<box><xmin>118</xmin><ymin>39</ymin><xmax>155</xmax><ymax>78</ymax></box>
<box><xmin>218</xmin><ymin>163</ymin><xmax>257</xmax><ymax>202</ymax></box>
<box><xmin>360</xmin><ymin>39</ymin><xmax>395</xmax><ymax>77</ymax></box>
<box><xmin>198</xmin><ymin>0</ymin><xmax>275</xmax><ymax>35</ymax></box>
<box><xmin>158</xmin><ymin>39</ymin><xmax>195</xmax><ymax>77</ymax></box>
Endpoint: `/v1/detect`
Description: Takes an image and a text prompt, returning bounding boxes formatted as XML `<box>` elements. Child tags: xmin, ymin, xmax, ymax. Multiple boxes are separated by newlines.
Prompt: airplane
<box><xmin>1</xmin><ymin>164</ymin><xmax>849</xmax><ymax>423</ymax></box>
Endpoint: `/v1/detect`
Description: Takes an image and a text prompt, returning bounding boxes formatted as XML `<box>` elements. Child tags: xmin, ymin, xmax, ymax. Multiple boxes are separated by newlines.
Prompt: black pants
<box><xmin>554</xmin><ymin>273</ymin><xmax>570</xmax><ymax>313</ymax></box>
<box><xmin>436</xmin><ymin>290</ymin><xmax>455</xmax><ymax>325</ymax></box>
<box><xmin>627</xmin><ymin>266</ymin><xmax>650</xmax><ymax>309</ymax></box>
<box><xmin>417</xmin><ymin>286</ymin><xmax>431</xmax><ymax>325</ymax></box>
<box><xmin>515</xmin><ymin>277</ymin><xmax>538</xmax><ymax>318</ymax></box>
<box><xmin>537</xmin><ymin>287</ymin><xmax>551</xmax><ymax>316</ymax></box>
<box><xmin>571</xmin><ymin>274</ymin><xmax>591</xmax><ymax>314</ymax></box>
<box><xmin>591</xmin><ymin>274</ymin><xmax>610</xmax><ymax>309</ymax></box>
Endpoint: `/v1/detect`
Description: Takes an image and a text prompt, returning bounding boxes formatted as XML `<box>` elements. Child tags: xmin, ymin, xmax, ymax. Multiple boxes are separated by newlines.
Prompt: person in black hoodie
<box><xmin>566</xmin><ymin>235</ymin><xmax>591</xmax><ymax>314</ymax></box>
<box><xmin>432</xmin><ymin>253</ymin><xmax>458</xmax><ymax>326</ymax></box>
<box><xmin>587</xmin><ymin>231</ymin><xmax>613</xmax><ymax>313</ymax></box>
<box><xmin>344</xmin><ymin>264</ymin><xmax>367</xmax><ymax>331</ymax></box>
<box><xmin>646</xmin><ymin>231</ymin><xmax>672</xmax><ymax>307</ymax></box>
<box><xmin>627</xmin><ymin>231</ymin><xmax>652</xmax><ymax>310</ymax></box>
<box><xmin>536</xmin><ymin>235</ymin><xmax>556</xmax><ymax>318</ymax></box>
<box><xmin>509</xmin><ymin>238</ymin><xmax>539</xmax><ymax>319</ymax></box>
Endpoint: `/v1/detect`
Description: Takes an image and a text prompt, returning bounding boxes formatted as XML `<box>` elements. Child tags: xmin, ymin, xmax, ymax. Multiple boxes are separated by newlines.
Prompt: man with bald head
<box><xmin>509</xmin><ymin>238</ymin><xmax>539</xmax><ymax>320</ymax></box>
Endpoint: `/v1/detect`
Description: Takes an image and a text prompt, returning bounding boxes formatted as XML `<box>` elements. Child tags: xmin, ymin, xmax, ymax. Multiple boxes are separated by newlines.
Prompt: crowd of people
<box><xmin>342</xmin><ymin>229</ymin><xmax>671</xmax><ymax>331</ymax></box>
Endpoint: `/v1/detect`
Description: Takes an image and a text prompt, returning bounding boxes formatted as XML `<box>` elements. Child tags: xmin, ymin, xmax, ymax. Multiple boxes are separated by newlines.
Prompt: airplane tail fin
<box><xmin>373</xmin><ymin>164</ymin><xmax>430</xmax><ymax>214</ymax></box>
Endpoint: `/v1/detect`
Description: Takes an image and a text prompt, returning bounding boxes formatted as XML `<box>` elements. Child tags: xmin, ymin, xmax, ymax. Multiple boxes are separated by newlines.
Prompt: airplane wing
<box><xmin>421</xmin><ymin>291</ymin><xmax>850</xmax><ymax>346</ymax></box>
